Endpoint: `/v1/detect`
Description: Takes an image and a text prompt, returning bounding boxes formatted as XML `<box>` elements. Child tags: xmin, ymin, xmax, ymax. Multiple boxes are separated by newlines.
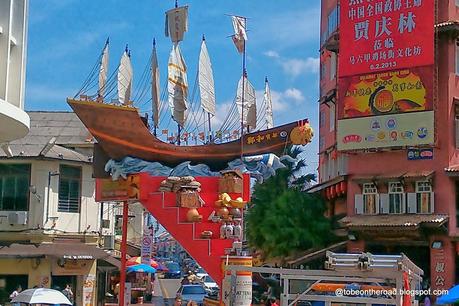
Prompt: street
<box><xmin>105</xmin><ymin>278</ymin><xmax>181</xmax><ymax>306</ymax></box>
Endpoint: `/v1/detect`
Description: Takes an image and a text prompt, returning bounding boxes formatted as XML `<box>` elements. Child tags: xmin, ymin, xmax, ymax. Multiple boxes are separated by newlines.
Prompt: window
<box><xmin>416</xmin><ymin>181</ymin><xmax>433</xmax><ymax>213</ymax></box>
<box><xmin>363</xmin><ymin>183</ymin><xmax>378</xmax><ymax>214</ymax></box>
<box><xmin>58</xmin><ymin>165</ymin><xmax>81</xmax><ymax>213</ymax></box>
<box><xmin>330</xmin><ymin>52</ymin><xmax>337</xmax><ymax>80</ymax></box>
<box><xmin>388</xmin><ymin>182</ymin><xmax>405</xmax><ymax>214</ymax></box>
<box><xmin>320</xmin><ymin>63</ymin><xmax>326</xmax><ymax>80</ymax></box>
<box><xmin>319</xmin><ymin>111</ymin><xmax>326</xmax><ymax>128</ymax></box>
<box><xmin>0</xmin><ymin>164</ymin><xmax>30</xmax><ymax>211</ymax></box>
<box><xmin>319</xmin><ymin>136</ymin><xmax>325</xmax><ymax>150</ymax></box>
<box><xmin>329</xmin><ymin>103</ymin><xmax>335</xmax><ymax>132</ymax></box>
<box><xmin>456</xmin><ymin>0</ymin><xmax>459</xmax><ymax>6</ymax></box>
<box><xmin>327</xmin><ymin>6</ymin><xmax>339</xmax><ymax>37</ymax></box>
<box><xmin>455</xmin><ymin>101</ymin><xmax>459</xmax><ymax>148</ymax></box>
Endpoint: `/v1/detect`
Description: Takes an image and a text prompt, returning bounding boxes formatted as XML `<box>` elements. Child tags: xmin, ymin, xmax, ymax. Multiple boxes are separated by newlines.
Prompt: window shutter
<box><xmin>374</xmin><ymin>194</ymin><xmax>380</xmax><ymax>215</ymax></box>
<box><xmin>380</xmin><ymin>193</ymin><xmax>389</xmax><ymax>214</ymax></box>
<box><xmin>430</xmin><ymin>191</ymin><xmax>435</xmax><ymax>213</ymax></box>
<box><xmin>407</xmin><ymin>193</ymin><xmax>417</xmax><ymax>213</ymax></box>
<box><xmin>355</xmin><ymin>194</ymin><xmax>364</xmax><ymax>215</ymax></box>
<box><xmin>402</xmin><ymin>194</ymin><xmax>407</xmax><ymax>214</ymax></box>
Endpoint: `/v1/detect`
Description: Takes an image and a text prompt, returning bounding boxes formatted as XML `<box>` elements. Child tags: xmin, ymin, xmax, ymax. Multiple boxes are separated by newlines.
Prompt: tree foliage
<box><xmin>246</xmin><ymin>148</ymin><xmax>334</xmax><ymax>260</ymax></box>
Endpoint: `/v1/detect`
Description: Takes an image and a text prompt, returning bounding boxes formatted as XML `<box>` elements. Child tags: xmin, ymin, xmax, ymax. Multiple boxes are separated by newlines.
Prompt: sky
<box><xmin>25</xmin><ymin>0</ymin><xmax>321</xmax><ymax>174</ymax></box>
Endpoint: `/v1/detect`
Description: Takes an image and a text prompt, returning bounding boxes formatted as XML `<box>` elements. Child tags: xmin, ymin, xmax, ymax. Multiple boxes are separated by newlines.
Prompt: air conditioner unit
<box><xmin>101</xmin><ymin>219</ymin><xmax>110</xmax><ymax>229</ymax></box>
<box><xmin>103</xmin><ymin>235</ymin><xmax>115</xmax><ymax>250</ymax></box>
<box><xmin>8</xmin><ymin>212</ymin><xmax>27</xmax><ymax>225</ymax></box>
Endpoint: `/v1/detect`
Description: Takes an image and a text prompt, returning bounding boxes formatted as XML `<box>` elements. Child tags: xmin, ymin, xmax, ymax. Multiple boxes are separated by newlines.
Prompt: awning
<box><xmin>445</xmin><ymin>165</ymin><xmax>459</xmax><ymax>176</ymax></box>
<box><xmin>0</xmin><ymin>242</ymin><xmax>119</xmax><ymax>267</ymax></box>
<box><xmin>435</xmin><ymin>20</ymin><xmax>459</xmax><ymax>34</ymax></box>
<box><xmin>306</xmin><ymin>175</ymin><xmax>345</xmax><ymax>193</ymax></box>
<box><xmin>286</xmin><ymin>241</ymin><xmax>348</xmax><ymax>266</ymax></box>
<box><xmin>340</xmin><ymin>214</ymin><xmax>448</xmax><ymax>229</ymax></box>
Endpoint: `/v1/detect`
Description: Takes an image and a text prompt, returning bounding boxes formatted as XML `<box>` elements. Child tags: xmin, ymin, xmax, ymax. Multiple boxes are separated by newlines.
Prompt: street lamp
<box><xmin>46</xmin><ymin>171</ymin><xmax>60</xmax><ymax>224</ymax></box>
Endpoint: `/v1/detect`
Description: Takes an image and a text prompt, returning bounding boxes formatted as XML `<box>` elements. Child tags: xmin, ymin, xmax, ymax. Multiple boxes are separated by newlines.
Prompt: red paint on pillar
<box><xmin>430</xmin><ymin>237</ymin><xmax>455</xmax><ymax>295</ymax></box>
<box><xmin>119</xmin><ymin>201</ymin><xmax>129</xmax><ymax>306</ymax></box>
<box><xmin>347</xmin><ymin>240</ymin><xmax>365</xmax><ymax>253</ymax></box>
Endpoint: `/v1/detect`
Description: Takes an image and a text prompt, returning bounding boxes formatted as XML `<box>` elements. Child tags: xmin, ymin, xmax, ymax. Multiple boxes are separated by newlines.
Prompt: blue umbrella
<box><xmin>437</xmin><ymin>285</ymin><xmax>459</xmax><ymax>304</ymax></box>
<box><xmin>126</xmin><ymin>263</ymin><xmax>156</xmax><ymax>274</ymax></box>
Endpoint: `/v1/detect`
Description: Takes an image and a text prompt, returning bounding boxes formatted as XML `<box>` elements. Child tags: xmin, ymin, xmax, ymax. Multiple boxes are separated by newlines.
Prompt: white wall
<box><xmin>0</xmin><ymin>159</ymin><xmax>115</xmax><ymax>236</ymax></box>
<box><xmin>0</xmin><ymin>0</ymin><xmax>29</xmax><ymax>143</ymax></box>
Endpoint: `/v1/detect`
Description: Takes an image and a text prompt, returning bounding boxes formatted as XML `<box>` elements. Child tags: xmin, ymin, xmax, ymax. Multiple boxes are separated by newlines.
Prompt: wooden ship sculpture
<box><xmin>68</xmin><ymin>3</ymin><xmax>313</xmax><ymax>170</ymax></box>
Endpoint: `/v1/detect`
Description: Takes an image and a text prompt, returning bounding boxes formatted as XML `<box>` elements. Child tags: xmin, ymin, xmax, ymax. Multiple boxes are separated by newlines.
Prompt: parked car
<box><xmin>176</xmin><ymin>284</ymin><xmax>207</xmax><ymax>306</ymax></box>
<box><xmin>200</xmin><ymin>274</ymin><xmax>219</xmax><ymax>296</ymax></box>
<box><xmin>164</xmin><ymin>261</ymin><xmax>182</xmax><ymax>279</ymax></box>
<box><xmin>195</xmin><ymin>267</ymin><xmax>207</xmax><ymax>279</ymax></box>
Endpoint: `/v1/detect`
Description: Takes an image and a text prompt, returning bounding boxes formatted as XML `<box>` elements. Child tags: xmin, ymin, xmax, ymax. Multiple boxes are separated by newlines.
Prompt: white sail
<box><xmin>118</xmin><ymin>49</ymin><xmax>133</xmax><ymax>105</ymax></box>
<box><xmin>98</xmin><ymin>41</ymin><xmax>109</xmax><ymax>98</ymax></box>
<box><xmin>165</xmin><ymin>6</ymin><xmax>189</xmax><ymax>43</ymax></box>
<box><xmin>198</xmin><ymin>39</ymin><xmax>216</xmax><ymax>115</ymax></box>
<box><xmin>236</xmin><ymin>75</ymin><xmax>257</xmax><ymax>131</ymax></box>
<box><xmin>264</xmin><ymin>78</ymin><xmax>273</xmax><ymax>129</ymax></box>
<box><xmin>151</xmin><ymin>42</ymin><xmax>160</xmax><ymax>128</ymax></box>
<box><xmin>168</xmin><ymin>44</ymin><xmax>188</xmax><ymax>127</ymax></box>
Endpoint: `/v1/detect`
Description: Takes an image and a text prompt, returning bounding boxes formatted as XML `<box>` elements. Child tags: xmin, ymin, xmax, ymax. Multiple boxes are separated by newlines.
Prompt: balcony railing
<box><xmin>355</xmin><ymin>192</ymin><xmax>435</xmax><ymax>215</ymax></box>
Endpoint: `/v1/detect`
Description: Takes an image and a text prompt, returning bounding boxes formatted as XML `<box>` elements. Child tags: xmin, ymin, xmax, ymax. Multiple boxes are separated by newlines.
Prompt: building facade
<box><xmin>0</xmin><ymin>0</ymin><xmax>30</xmax><ymax>145</ymax></box>
<box><xmin>317</xmin><ymin>0</ymin><xmax>459</xmax><ymax>293</ymax></box>
<box><xmin>0</xmin><ymin>111</ymin><xmax>120</xmax><ymax>305</ymax></box>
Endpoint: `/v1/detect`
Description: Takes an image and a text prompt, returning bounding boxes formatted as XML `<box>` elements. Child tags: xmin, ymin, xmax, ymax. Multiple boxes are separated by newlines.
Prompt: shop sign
<box><xmin>337</xmin><ymin>111</ymin><xmax>434</xmax><ymax>151</ymax></box>
<box><xmin>52</xmin><ymin>259</ymin><xmax>92</xmax><ymax>276</ymax></box>
<box><xmin>338</xmin><ymin>67</ymin><xmax>433</xmax><ymax>119</ymax></box>
<box><xmin>339</xmin><ymin>0</ymin><xmax>434</xmax><ymax>77</ymax></box>
<box><xmin>124</xmin><ymin>282</ymin><xmax>131</xmax><ymax>306</ymax></box>
<box><xmin>95</xmin><ymin>174</ymin><xmax>140</xmax><ymax>202</ymax></box>
<box><xmin>82</xmin><ymin>274</ymin><xmax>95</xmax><ymax>306</ymax></box>
<box><xmin>431</xmin><ymin>246</ymin><xmax>447</xmax><ymax>290</ymax></box>
<box><xmin>141</xmin><ymin>212</ymin><xmax>154</xmax><ymax>265</ymax></box>
<box><xmin>407</xmin><ymin>148</ymin><xmax>433</xmax><ymax>160</ymax></box>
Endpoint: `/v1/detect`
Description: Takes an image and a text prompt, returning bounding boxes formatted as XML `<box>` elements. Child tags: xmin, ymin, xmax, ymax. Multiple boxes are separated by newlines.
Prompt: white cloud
<box><xmin>264</xmin><ymin>50</ymin><xmax>280</xmax><ymax>58</ymax></box>
<box><xmin>284</xmin><ymin>88</ymin><xmax>305</xmax><ymax>102</ymax></box>
<box><xmin>281</xmin><ymin>57</ymin><xmax>320</xmax><ymax>78</ymax></box>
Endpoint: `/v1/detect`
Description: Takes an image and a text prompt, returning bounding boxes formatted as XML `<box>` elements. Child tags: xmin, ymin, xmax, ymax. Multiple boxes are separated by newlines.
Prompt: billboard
<box><xmin>339</xmin><ymin>0</ymin><xmax>434</xmax><ymax>77</ymax></box>
<box><xmin>95</xmin><ymin>174</ymin><xmax>140</xmax><ymax>202</ymax></box>
<box><xmin>339</xmin><ymin>67</ymin><xmax>433</xmax><ymax>118</ymax></box>
<box><xmin>337</xmin><ymin>111</ymin><xmax>434</xmax><ymax>151</ymax></box>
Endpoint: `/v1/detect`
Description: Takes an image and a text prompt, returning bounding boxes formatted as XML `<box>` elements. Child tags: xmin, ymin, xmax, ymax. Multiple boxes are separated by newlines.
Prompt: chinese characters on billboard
<box><xmin>339</xmin><ymin>67</ymin><xmax>433</xmax><ymax>118</ymax></box>
<box><xmin>339</xmin><ymin>0</ymin><xmax>434</xmax><ymax>77</ymax></box>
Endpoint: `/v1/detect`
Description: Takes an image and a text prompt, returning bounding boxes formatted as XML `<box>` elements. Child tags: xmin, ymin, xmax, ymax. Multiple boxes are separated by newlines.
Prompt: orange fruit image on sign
<box><xmin>342</xmin><ymin>69</ymin><xmax>428</xmax><ymax>118</ymax></box>
<box><xmin>373</xmin><ymin>89</ymin><xmax>394</xmax><ymax>113</ymax></box>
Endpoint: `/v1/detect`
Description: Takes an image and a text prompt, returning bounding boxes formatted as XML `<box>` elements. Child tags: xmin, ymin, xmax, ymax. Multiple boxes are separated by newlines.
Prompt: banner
<box><xmin>337</xmin><ymin>111</ymin><xmax>434</xmax><ymax>150</ymax></box>
<box><xmin>95</xmin><ymin>174</ymin><xmax>140</xmax><ymax>202</ymax></box>
<box><xmin>141</xmin><ymin>212</ymin><xmax>154</xmax><ymax>265</ymax></box>
<box><xmin>339</xmin><ymin>0</ymin><xmax>434</xmax><ymax>77</ymax></box>
<box><xmin>339</xmin><ymin>67</ymin><xmax>433</xmax><ymax>119</ymax></box>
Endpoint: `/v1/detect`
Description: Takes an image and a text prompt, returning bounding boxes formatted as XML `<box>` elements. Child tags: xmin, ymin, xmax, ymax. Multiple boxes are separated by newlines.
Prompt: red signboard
<box><xmin>339</xmin><ymin>0</ymin><xmax>434</xmax><ymax>77</ymax></box>
<box><xmin>338</xmin><ymin>66</ymin><xmax>433</xmax><ymax>119</ymax></box>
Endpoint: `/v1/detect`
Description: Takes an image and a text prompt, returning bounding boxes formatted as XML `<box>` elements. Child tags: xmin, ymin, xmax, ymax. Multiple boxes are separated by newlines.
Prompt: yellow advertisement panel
<box><xmin>337</xmin><ymin>111</ymin><xmax>434</xmax><ymax>151</ymax></box>
<box><xmin>339</xmin><ymin>67</ymin><xmax>433</xmax><ymax>118</ymax></box>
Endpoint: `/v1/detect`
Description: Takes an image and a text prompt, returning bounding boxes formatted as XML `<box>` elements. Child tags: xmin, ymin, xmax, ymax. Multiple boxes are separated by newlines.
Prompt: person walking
<box><xmin>10</xmin><ymin>285</ymin><xmax>22</xmax><ymax>306</ymax></box>
<box><xmin>62</xmin><ymin>284</ymin><xmax>74</xmax><ymax>305</ymax></box>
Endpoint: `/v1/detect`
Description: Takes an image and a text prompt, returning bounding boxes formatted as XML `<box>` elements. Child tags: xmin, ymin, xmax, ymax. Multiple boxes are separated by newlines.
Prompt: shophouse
<box><xmin>315</xmin><ymin>0</ymin><xmax>459</xmax><ymax>291</ymax></box>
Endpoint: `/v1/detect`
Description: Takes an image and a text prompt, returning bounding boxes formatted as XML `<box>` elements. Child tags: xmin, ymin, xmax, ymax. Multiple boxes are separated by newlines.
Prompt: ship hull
<box><xmin>68</xmin><ymin>99</ymin><xmax>309</xmax><ymax>169</ymax></box>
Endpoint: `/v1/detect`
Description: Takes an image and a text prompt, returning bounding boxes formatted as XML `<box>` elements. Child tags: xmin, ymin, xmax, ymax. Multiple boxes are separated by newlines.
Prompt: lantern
<box><xmin>340</xmin><ymin>181</ymin><xmax>347</xmax><ymax>195</ymax></box>
<box><xmin>334</xmin><ymin>185</ymin><xmax>340</xmax><ymax>197</ymax></box>
<box><xmin>330</xmin><ymin>186</ymin><xmax>336</xmax><ymax>199</ymax></box>
<box><xmin>325</xmin><ymin>188</ymin><xmax>331</xmax><ymax>200</ymax></box>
